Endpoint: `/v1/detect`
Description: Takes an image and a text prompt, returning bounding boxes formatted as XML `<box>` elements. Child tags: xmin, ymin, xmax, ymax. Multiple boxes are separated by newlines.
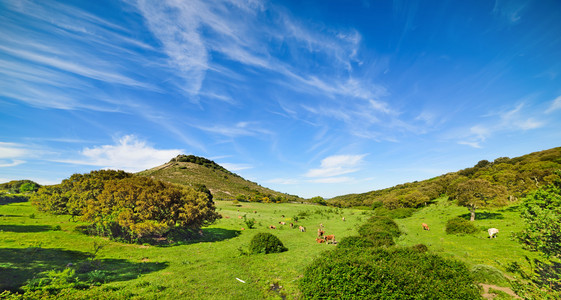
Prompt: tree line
<box><xmin>329</xmin><ymin>147</ymin><xmax>561</xmax><ymax>220</ymax></box>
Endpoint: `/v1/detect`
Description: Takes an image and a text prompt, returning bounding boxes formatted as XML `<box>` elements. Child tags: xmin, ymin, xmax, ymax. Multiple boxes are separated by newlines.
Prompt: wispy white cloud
<box><xmin>0</xmin><ymin>142</ymin><xmax>29</xmax><ymax>159</ymax></box>
<box><xmin>493</xmin><ymin>0</ymin><xmax>528</xmax><ymax>24</ymax></box>
<box><xmin>55</xmin><ymin>135</ymin><xmax>183</xmax><ymax>172</ymax></box>
<box><xmin>457</xmin><ymin>103</ymin><xmax>544</xmax><ymax>148</ymax></box>
<box><xmin>220</xmin><ymin>162</ymin><xmax>253</xmax><ymax>172</ymax></box>
<box><xmin>0</xmin><ymin>142</ymin><xmax>31</xmax><ymax>168</ymax></box>
<box><xmin>306</xmin><ymin>154</ymin><xmax>366</xmax><ymax>178</ymax></box>
<box><xmin>0</xmin><ymin>160</ymin><xmax>25</xmax><ymax>168</ymax></box>
<box><xmin>545</xmin><ymin>95</ymin><xmax>561</xmax><ymax>114</ymax></box>
<box><xmin>196</xmin><ymin>121</ymin><xmax>273</xmax><ymax>138</ymax></box>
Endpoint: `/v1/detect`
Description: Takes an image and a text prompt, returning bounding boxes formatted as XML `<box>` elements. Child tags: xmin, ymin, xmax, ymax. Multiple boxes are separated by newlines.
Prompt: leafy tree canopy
<box><xmin>517</xmin><ymin>182</ymin><xmax>561</xmax><ymax>259</ymax></box>
<box><xmin>453</xmin><ymin>179</ymin><xmax>507</xmax><ymax>221</ymax></box>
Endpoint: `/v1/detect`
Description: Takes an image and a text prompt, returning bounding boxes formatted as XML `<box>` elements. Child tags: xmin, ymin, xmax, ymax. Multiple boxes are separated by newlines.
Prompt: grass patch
<box><xmin>0</xmin><ymin>201</ymin><xmax>362</xmax><ymax>298</ymax></box>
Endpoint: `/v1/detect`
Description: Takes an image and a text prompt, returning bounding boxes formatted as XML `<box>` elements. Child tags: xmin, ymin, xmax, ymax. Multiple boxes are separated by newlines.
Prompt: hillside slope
<box><xmin>330</xmin><ymin>146</ymin><xmax>561</xmax><ymax>207</ymax></box>
<box><xmin>138</xmin><ymin>155</ymin><xmax>301</xmax><ymax>202</ymax></box>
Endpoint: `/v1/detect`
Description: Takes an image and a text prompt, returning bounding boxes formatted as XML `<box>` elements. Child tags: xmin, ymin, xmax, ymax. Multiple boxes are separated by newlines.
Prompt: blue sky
<box><xmin>1</xmin><ymin>0</ymin><xmax>560</xmax><ymax>198</ymax></box>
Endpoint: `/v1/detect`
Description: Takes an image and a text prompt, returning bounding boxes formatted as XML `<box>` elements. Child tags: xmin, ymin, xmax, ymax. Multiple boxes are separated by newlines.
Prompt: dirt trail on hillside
<box><xmin>480</xmin><ymin>283</ymin><xmax>521</xmax><ymax>299</ymax></box>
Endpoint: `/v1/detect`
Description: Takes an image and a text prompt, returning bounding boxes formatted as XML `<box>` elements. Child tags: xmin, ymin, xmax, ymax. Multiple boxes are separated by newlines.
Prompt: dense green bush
<box><xmin>0</xmin><ymin>192</ymin><xmax>29</xmax><ymax>205</ymax></box>
<box><xmin>0</xmin><ymin>180</ymin><xmax>40</xmax><ymax>194</ymax></box>
<box><xmin>299</xmin><ymin>247</ymin><xmax>480</xmax><ymax>299</ymax></box>
<box><xmin>31</xmin><ymin>170</ymin><xmax>132</xmax><ymax>216</ymax></box>
<box><xmin>445</xmin><ymin>217</ymin><xmax>479</xmax><ymax>235</ymax></box>
<box><xmin>358</xmin><ymin>216</ymin><xmax>401</xmax><ymax>238</ymax></box>
<box><xmin>249</xmin><ymin>233</ymin><xmax>287</xmax><ymax>254</ymax></box>
<box><xmin>81</xmin><ymin>177</ymin><xmax>220</xmax><ymax>243</ymax></box>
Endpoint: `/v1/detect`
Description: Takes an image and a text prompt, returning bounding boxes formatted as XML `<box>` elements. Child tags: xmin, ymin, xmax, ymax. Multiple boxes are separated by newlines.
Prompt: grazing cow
<box><xmin>488</xmin><ymin>228</ymin><xmax>499</xmax><ymax>238</ymax></box>
<box><xmin>316</xmin><ymin>237</ymin><xmax>325</xmax><ymax>243</ymax></box>
<box><xmin>241</xmin><ymin>228</ymin><xmax>245</xmax><ymax>230</ymax></box>
<box><xmin>290</xmin><ymin>223</ymin><xmax>294</xmax><ymax>228</ymax></box>
<box><xmin>269</xmin><ymin>225</ymin><xmax>276</xmax><ymax>229</ymax></box>
<box><xmin>319</xmin><ymin>223</ymin><xmax>324</xmax><ymax>228</ymax></box>
<box><xmin>422</xmin><ymin>223</ymin><xmax>430</xmax><ymax>231</ymax></box>
<box><xmin>299</xmin><ymin>226</ymin><xmax>306</xmax><ymax>232</ymax></box>
<box><xmin>342</xmin><ymin>217</ymin><xmax>346</xmax><ymax>221</ymax></box>
<box><xmin>317</xmin><ymin>229</ymin><xmax>325</xmax><ymax>237</ymax></box>
<box><xmin>279</xmin><ymin>221</ymin><xmax>286</xmax><ymax>225</ymax></box>
<box><xmin>324</xmin><ymin>234</ymin><xmax>335</xmax><ymax>244</ymax></box>
<box><xmin>238</xmin><ymin>216</ymin><xmax>243</xmax><ymax>219</ymax></box>
<box><xmin>253</xmin><ymin>210</ymin><xmax>257</xmax><ymax>213</ymax></box>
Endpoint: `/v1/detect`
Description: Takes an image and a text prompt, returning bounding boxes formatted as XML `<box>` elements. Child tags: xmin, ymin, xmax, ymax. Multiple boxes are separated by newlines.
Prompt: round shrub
<box><xmin>337</xmin><ymin>236</ymin><xmax>375</xmax><ymax>249</ymax></box>
<box><xmin>445</xmin><ymin>217</ymin><xmax>478</xmax><ymax>235</ymax></box>
<box><xmin>358</xmin><ymin>216</ymin><xmax>401</xmax><ymax>238</ymax></box>
<box><xmin>299</xmin><ymin>248</ymin><xmax>480</xmax><ymax>299</ymax></box>
<box><xmin>249</xmin><ymin>233</ymin><xmax>287</xmax><ymax>254</ymax></box>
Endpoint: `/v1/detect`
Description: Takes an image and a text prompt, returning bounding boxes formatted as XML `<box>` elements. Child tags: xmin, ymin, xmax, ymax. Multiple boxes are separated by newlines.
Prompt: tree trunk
<box><xmin>470</xmin><ymin>206</ymin><xmax>476</xmax><ymax>221</ymax></box>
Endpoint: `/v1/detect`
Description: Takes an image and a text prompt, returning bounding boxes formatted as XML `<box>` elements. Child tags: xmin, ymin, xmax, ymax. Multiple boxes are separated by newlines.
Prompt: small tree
<box><xmin>454</xmin><ymin>179</ymin><xmax>507</xmax><ymax>221</ymax></box>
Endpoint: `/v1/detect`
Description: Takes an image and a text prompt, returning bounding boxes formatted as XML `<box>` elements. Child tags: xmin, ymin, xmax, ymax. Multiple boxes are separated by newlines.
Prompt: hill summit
<box><xmin>138</xmin><ymin>155</ymin><xmax>301</xmax><ymax>202</ymax></box>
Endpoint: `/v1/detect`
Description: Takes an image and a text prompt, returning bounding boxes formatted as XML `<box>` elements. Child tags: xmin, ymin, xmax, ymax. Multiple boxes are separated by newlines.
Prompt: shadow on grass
<box><xmin>459</xmin><ymin>212</ymin><xmax>504</xmax><ymax>220</ymax></box>
<box><xmin>0</xmin><ymin>224</ymin><xmax>54</xmax><ymax>232</ymax></box>
<box><xmin>0</xmin><ymin>195</ymin><xmax>29</xmax><ymax>205</ymax></box>
<box><xmin>0</xmin><ymin>247</ymin><xmax>167</xmax><ymax>292</ymax></box>
<box><xmin>499</xmin><ymin>205</ymin><xmax>520</xmax><ymax>212</ymax></box>
<box><xmin>166</xmin><ymin>228</ymin><xmax>241</xmax><ymax>246</ymax></box>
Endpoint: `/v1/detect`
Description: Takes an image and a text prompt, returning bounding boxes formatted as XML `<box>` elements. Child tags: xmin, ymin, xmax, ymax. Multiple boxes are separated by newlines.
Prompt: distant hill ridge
<box><xmin>329</xmin><ymin>146</ymin><xmax>561</xmax><ymax>208</ymax></box>
<box><xmin>138</xmin><ymin>155</ymin><xmax>301</xmax><ymax>202</ymax></box>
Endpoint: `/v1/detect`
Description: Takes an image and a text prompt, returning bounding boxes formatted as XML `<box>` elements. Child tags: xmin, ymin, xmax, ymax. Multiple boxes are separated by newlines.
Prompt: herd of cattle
<box><xmin>232</xmin><ymin>210</ymin><xmax>500</xmax><ymax>243</ymax></box>
<box><xmin>267</xmin><ymin>220</ymin><xmax>338</xmax><ymax>244</ymax></box>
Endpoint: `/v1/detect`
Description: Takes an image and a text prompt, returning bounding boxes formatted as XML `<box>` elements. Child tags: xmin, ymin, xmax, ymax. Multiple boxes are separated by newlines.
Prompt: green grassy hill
<box><xmin>137</xmin><ymin>155</ymin><xmax>302</xmax><ymax>202</ymax></box>
<box><xmin>330</xmin><ymin>146</ymin><xmax>561</xmax><ymax>208</ymax></box>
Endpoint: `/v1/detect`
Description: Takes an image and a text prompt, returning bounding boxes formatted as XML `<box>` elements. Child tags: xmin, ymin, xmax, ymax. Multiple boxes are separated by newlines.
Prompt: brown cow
<box><xmin>422</xmin><ymin>223</ymin><xmax>430</xmax><ymax>231</ymax></box>
<box><xmin>316</xmin><ymin>237</ymin><xmax>325</xmax><ymax>243</ymax></box>
<box><xmin>269</xmin><ymin>225</ymin><xmax>276</xmax><ymax>229</ymax></box>
<box><xmin>324</xmin><ymin>234</ymin><xmax>335</xmax><ymax>244</ymax></box>
<box><xmin>279</xmin><ymin>221</ymin><xmax>286</xmax><ymax>225</ymax></box>
<box><xmin>299</xmin><ymin>226</ymin><xmax>306</xmax><ymax>232</ymax></box>
<box><xmin>317</xmin><ymin>228</ymin><xmax>325</xmax><ymax>237</ymax></box>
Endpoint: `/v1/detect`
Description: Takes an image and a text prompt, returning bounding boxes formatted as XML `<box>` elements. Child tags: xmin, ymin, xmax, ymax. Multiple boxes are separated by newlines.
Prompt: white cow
<box><xmin>488</xmin><ymin>228</ymin><xmax>499</xmax><ymax>238</ymax></box>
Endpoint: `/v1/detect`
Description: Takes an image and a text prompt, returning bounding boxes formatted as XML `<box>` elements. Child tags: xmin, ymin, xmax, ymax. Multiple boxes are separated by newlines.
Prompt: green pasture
<box><xmin>394</xmin><ymin>197</ymin><xmax>540</xmax><ymax>279</ymax></box>
<box><xmin>0</xmin><ymin>201</ymin><xmax>366</xmax><ymax>299</ymax></box>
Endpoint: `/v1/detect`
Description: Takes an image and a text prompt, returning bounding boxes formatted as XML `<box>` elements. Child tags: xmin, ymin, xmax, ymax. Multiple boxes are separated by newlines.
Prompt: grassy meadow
<box><xmin>394</xmin><ymin>197</ymin><xmax>540</xmax><ymax>278</ymax></box>
<box><xmin>0</xmin><ymin>197</ymin><xmax>544</xmax><ymax>299</ymax></box>
<box><xmin>0</xmin><ymin>200</ymin><xmax>367</xmax><ymax>299</ymax></box>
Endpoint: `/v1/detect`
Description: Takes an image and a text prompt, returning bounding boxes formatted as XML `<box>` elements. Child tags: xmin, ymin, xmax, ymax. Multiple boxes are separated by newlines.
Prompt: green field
<box><xmin>394</xmin><ymin>198</ymin><xmax>540</xmax><ymax>278</ymax></box>
<box><xmin>0</xmin><ymin>198</ymin><xmax>545</xmax><ymax>299</ymax></box>
<box><xmin>0</xmin><ymin>201</ymin><xmax>366</xmax><ymax>299</ymax></box>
